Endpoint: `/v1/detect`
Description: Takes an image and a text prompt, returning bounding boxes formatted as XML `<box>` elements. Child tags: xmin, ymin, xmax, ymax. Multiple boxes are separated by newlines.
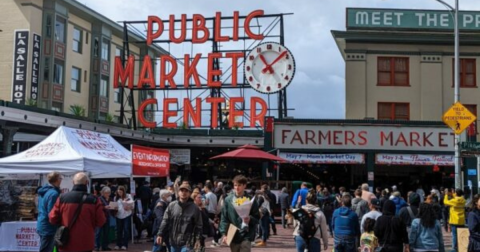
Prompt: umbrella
<box><xmin>210</xmin><ymin>144</ymin><xmax>287</xmax><ymax>162</ymax></box>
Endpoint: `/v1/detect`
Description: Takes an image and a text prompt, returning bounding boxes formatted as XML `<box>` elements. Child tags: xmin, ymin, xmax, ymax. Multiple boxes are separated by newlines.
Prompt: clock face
<box><xmin>245</xmin><ymin>42</ymin><xmax>295</xmax><ymax>94</ymax></box>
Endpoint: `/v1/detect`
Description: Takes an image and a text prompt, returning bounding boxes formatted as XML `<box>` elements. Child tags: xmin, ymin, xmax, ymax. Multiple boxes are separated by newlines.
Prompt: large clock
<box><xmin>245</xmin><ymin>42</ymin><xmax>296</xmax><ymax>94</ymax></box>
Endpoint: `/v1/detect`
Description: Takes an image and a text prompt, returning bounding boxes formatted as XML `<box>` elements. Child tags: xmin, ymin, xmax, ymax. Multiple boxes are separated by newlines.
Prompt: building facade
<box><xmin>0</xmin><ymin>0</ymin><xmax>164</xmax><ymax>124</ymax></box>
<box><xmin>332</xmin><ymin>8</ymin><xmax>480</xmax><ymax>126</ymax></box>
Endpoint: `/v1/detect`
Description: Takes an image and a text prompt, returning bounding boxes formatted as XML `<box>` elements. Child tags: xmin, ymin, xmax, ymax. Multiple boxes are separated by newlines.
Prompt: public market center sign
<box><xmin>114</xmin><ymin>10</ymin><xmax>294</xmax><ymax>129</ymax></box>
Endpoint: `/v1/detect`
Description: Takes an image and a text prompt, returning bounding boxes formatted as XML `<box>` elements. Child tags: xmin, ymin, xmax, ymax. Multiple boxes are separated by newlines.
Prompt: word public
<box><xmin>114</xmin><ymin>10</ymin><xmax>268</xmax><ymax>129</ymax></box>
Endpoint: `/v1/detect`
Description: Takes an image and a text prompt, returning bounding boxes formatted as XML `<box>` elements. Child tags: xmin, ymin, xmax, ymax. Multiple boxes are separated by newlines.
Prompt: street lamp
<box><xmin>436</xmin><ymin>0</ymin><xmax>461</xmax><ymax>189</ymax></box>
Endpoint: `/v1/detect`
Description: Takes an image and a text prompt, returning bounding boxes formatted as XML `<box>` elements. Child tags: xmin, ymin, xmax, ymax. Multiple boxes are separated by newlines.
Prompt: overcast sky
<box><xmin>79</xmin><ymin>0</ymin><xmax>479</xmax><ymax>122</ymax></box>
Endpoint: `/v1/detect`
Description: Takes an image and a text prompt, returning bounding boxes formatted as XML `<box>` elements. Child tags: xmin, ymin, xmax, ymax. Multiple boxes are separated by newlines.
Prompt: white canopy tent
<box><xmin>0</xmin><ymin>126</ymin><xmax>132</xmax><ymax>178</ymax></box>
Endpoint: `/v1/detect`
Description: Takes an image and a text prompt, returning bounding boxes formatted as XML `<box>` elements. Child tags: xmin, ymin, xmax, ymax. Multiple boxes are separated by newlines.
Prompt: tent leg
<box><xmin>87</xmin><ymin>173</ymin><xmax>91</xmax><ymax>193</ymax></box>
<box><xmin>131</xmin><ymin>214</ymin><xmax>134</xmax><ymax>244</ymax></box>
<box><xmin>130</xmin><ymin>174</ymin><xmax>135</xmax><ymax>244</ymax></box>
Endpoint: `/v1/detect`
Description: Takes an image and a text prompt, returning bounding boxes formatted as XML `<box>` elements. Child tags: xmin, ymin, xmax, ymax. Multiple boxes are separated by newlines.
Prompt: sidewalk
<box><xmin>107</xmin><ymin>224</ymin><xmax>455</xmax><ymax>252</ymax></box>
<box><xmin>110</xmin><ymin>225</ymin><xmax>298</xmax><ymax>252</ymax></box>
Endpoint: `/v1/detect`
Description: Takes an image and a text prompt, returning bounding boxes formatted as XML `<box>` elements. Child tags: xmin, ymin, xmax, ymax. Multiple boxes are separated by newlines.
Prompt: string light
<box><xmin>291</xmin><ymin>163</ymin><xmax>319</xmax><ymax>180</ymax></box>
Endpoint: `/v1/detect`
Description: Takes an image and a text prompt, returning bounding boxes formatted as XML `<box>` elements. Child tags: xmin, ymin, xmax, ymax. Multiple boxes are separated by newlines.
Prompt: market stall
<box><xmin>0</xmin><ymin>126</ymin><xmax>132</xmax><ymax>178</ymax></box>
<box><xmin>0</xmin><ymin>127</ymin><xmax>171</xmax><ymax>251</ymax></box>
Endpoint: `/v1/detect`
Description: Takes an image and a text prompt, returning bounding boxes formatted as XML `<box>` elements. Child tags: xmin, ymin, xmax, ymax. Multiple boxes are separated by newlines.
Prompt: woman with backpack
<box><xmin>374</xmin><ymin>200</ymin><xmax>409</xmax><ymax>252</ymax></box>
<box><xmin>468</xmin><ymin>194</ymin><xmax>480</xmax><ymax>252</ymax></box>
<box><xmin>293</xmin><ymin>189</ymin><xmax>329</xmax><ymax>252</ymax></box>
<box><xmin>360</xmin><ymin>218</ymin><xmax>378</xmax><ymax>252</ymax></box>
<box><xmin>255</xmin><ymin>185</ymin><xmax>272</xmax><ymax>247</ymax></box>
<box><xmin>409</xmin><ymin>203</ymin><xmax>444</xmax><ymax>252</ymax></box>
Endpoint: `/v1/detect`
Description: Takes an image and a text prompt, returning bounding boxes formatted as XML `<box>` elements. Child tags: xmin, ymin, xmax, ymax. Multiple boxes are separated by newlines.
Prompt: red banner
<box><xmin>132</xmin><ymin>145</ymin><xmax>170</xmax><ymax>177</ymax></box>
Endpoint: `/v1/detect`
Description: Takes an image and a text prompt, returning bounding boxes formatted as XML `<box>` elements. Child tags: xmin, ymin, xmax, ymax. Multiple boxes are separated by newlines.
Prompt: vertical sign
<box><xmin>30</xmin><ymin>33</ymin><xmax>41</xmax><ymax>101</ymax></box>
<box><xmin>12</xmin><ymin>30</ymin><xmax>29</xmax><ymax>104</ymax></box>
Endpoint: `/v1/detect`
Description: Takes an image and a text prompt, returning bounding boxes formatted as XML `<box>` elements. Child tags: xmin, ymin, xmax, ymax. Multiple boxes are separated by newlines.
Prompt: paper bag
<box><xmin>226</xmin><ymin>224</ymin><xmax>239</xmax><ymax>246</ymax></box>
<box><xmin>109</xmin><ymin>201</ymin><xmax>118</xmax><ymax>208</ymax></box>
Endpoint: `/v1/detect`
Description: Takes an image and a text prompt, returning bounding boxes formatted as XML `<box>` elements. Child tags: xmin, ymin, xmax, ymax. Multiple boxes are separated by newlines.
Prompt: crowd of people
<box><xmin>34</xmin><ymin>171</ymin><xmax>480</xmax><ymax>252</ymax></box>
<box><xmin>289</xmin><ymin>182</ymin><xmax>472</xmax><ymax>252</ymax></box>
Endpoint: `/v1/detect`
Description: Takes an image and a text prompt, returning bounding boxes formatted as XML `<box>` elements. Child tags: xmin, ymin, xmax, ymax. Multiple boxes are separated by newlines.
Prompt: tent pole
<box><xmin>87</xmin><ymin>172</ymin><xmax>91</xmax><ymax>193</ymax></box>
<box><xmin>130</xmin><ymin>144</ymin><xmax>134</xmax><ymax>244</ymax></box>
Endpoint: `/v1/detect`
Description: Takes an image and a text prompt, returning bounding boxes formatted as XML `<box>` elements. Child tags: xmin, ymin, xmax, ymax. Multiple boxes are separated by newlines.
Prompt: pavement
<box><xmin>101</xmin><ymin>222</ymin><xmax>455</xmax><ymax>252</ymax></box>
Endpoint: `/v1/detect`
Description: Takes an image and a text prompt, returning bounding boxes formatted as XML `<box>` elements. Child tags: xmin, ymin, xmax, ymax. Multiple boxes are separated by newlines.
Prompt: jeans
<box><xmin>281</xmin><ymin>208</ymin><xmax>287</xmax><ymax>228</ymax></box>
<box><xmin>260</xmin><ymin>214</ymin><xmax>270</xmax><ymax>241</ymax></box>
<box><xmin>152</xmin><ymin>234</ymin><xmax>170</xmax><ymax>252</ymax></box>
<box><xmin>295</xmin><ymin>236</ymin><xmax>321</xmax><ymax>252</ymax></box>
<box><xmin>39</xmin><ymin>234</ymin><xmax>55</xmax><ymax>252</ymax></box>
<box><xmin>334</xmin><ymin>235</ymin><xmax>356</xmax><ymax>252</ymax></box>
<box><xmin>170</xmin><ymin>245</ymin><xmax>192</xmax><ymax>252</ymax></box>
<box><xmin>270</xmin><ymin>215</ymin><xmax>277</xmax><ymax>234</ymax></box>
<box><xmin>95</xmin><ymin>222</ymin><xmax>110</xmax><ymax>249</ymax></box>
<box><xmin>152</xmin><ymin>235</ymin><xmax>161</xmax><ymax>252</ymax></box>
<box><xmin>116</xmin><ymin>215</ymin><xmax>132</xmax><ymax>248</ymax></box>
<box><xmin>451</xmin><ymin>224</ymin><xmax>458</xmax><ymax>252</ymax></box>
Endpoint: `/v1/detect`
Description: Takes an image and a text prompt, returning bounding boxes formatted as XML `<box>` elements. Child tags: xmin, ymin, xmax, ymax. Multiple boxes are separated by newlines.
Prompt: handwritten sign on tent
<box><xmin>131</xmin><ymin>145</ymin><xmax>169</xmax><ymax>177</ymax></box>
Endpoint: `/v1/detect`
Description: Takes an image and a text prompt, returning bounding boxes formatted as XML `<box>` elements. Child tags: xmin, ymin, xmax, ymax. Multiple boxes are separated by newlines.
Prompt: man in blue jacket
<box><xmin>291</xmin><ymin>182</ymin><xmax>309</xmax><ymax>208</ymax></box>
<box><xmin>36</xmin><ymin>171</ymin><xmax>62</xmax><ymax>252</ymax></box>
<box><xmin>332</xmin><ymin>194</ymin><xmax>360</xmax><ymax>252</ymax></box>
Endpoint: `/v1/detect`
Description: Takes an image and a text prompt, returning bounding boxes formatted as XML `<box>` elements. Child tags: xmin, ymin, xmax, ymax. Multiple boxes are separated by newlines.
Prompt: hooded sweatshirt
<box><xmin>444</xmin><ymin>194</ymin><xmax>466</xmax><ymax>225</ymax></box>
<box><xmin>293</xmin><ymin>204</ymin><xmax>329</xmax><ymax>246</ymax></box>
<box><xmin>391</xmin><ymin>196</ymin><xmax>408</xmax><ymax>216</ymax></box>
<box><xmin>36</xmin><ymin>184</ymin><xmax>60</xmax><ymax>236</ymax></box>
<box><xmin>352</xmin><ymin>197</ymin><xmax>369</xmax><ymax>221</ymax></box>
<box><xmin>332</xmin><ymin>206</ymin><xmax>360</xmax><ymax>236</ymax></box>
<box><xmin>374</xmin><ymin>200</ymin><xmax>408</xmax><ymax>250</ymax></box>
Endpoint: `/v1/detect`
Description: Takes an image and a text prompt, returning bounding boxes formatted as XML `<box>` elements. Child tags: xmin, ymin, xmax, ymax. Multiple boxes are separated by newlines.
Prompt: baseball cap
<box><xmin>179</xmin><ymin>184</ymin><xmax>192</xmax><ymax>192</ymax></box>
<box><xmin>370</xmin><ymin>198</ymin><xmax>381</xmax><ymax>208</ymax></box>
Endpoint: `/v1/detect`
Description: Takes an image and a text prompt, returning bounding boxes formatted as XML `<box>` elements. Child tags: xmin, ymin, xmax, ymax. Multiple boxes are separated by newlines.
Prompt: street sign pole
<box><xmin>454</xmin><ymin>0</ymin><xmax>461</xmax><ymax>191</ymax></box>
<box><xmin>437</xmin><ymin>0</ymin><xmax>461</xmax><ymax>190</ymax></box>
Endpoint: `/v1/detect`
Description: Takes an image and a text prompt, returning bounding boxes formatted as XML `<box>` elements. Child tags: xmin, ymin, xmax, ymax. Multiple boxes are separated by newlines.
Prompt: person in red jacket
<box><xmin>49</xmin><ymin>172</ymin><xmax>106</xmax><ymax>252</ymax></box>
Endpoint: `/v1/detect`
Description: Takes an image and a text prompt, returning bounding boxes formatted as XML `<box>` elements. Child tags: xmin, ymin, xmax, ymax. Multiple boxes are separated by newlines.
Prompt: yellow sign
<box><xmin>442</xmin><ymin>102</ymin><xmax>477</xmax><ymax>135</ymax></box>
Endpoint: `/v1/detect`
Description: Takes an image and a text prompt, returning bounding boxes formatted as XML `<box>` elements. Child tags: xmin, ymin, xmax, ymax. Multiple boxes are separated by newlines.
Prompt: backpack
<box><xmin>360</xmin><ymin>232</ymin><xmax>378</xmax><ymax>252</ymax></box>
<box><xmin>293</xmin><ymin>208</ymin><xmax>319</xmax><ymax>242</ymax></box>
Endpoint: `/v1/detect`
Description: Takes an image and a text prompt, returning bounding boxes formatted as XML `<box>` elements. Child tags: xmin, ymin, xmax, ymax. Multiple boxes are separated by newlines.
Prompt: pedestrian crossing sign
<box><xmin>442</xmin><ymin>102</ymin><xmax>476</xmax><ymax>135</ymax></box>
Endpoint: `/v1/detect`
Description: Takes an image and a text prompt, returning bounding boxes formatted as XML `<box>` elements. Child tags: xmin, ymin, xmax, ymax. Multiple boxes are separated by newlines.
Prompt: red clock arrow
<box><xmin>261</xmin><ymin>51</ymin><xmax>288</xmax><ymax>74</ymax></box>
<box><xmin>260</xmin><ymin>55</ymin><xmax>274</xmax><ymax>74</ymax></box>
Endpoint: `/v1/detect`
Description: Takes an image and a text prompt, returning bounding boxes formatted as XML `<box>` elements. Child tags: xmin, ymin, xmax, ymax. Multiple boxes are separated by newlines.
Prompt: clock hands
<box><xmin>259</xmin><ymin>55</ymin><xmax>274</xmax><ymax>74</ymax></box>
<box><xmin>261</xmin><ymin>51</ymin><xmax>288</xmax><ymax>74</ymax></box>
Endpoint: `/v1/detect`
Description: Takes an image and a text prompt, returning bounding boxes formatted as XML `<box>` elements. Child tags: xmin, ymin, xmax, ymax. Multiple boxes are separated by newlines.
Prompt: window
<box><xmin>53</xmin><ymin>61</ymin><xmax>64</xmax><ymax>85</ymax></box>
<box><xmin>44</xmin><ymin>58</ymin><xmax>50</xmax><ymax>80</ymax></box>
<box><xmin>46</xmin><ymin>15</ymin><xmax>52</xmax><ymax>38</ymax></box>
<box><xmin>453</xmin><ymin>59</ymin><xmax>476</xmax><ymax>87</ymax></box>
<box><xmin>377</xmin><ymin>57</ymin><xmax>409</xmax><ymax>86</ymax></box>
<box><xmin>55</xmin><ymin>16</ymin><xmax>66</xmax><ymax>43</ymax></box>
<box><xmin>100</xmin><ymin>78</ymin><xmax>108</xmax><ymax>97</ymax></box>
<box><xmin>71</xmin><ymin>67</ymin><xmax>81</xmax><ymax>92</ymax></box>
<box><xmin>101</xmin><ymin>40</ymin><xmax>109</xmax><ymax>60</ymax></box>
<box><xmin>465</xmin><ymin>104</ymin><xmax>477</xmax><ymax>135</ymax></box>
<box><xmin>73</xmin><ymin>27</ymin><xmax>82</xmax><ymax>53</ymax></box>
<box><xmin>378</xmin><ymin>102</ymin><xmax>410</xmax><ymax>120</ymax></box>
<box><xmin>114</xmin><ymin>88</ymin><xmax>120</xmax><ymax>103</ymax></box>
<box><xmin>52</xmin><ymin>102</ymin><xmax>62</xmax><ymax>112</ymax></box>
<box><xmin>114</xmin><ymin>116</ymin><xmax>120</xmax><ymax>123</ymax></box>
<box><xmin>115</xmin><ymin>47</ymin><xmax>123</xmax><ymax>57</ymax></box>
<box><xmin>94</xmin><ymin>38</ymin><xmax>99</xmax><ymax>57</ymax></box>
